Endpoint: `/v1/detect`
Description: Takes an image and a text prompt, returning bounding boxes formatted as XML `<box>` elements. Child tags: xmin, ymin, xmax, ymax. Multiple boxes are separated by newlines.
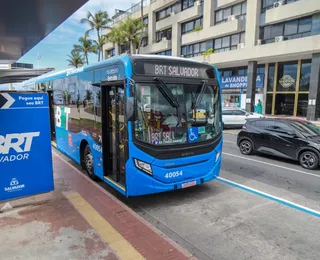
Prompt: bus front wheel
<box><xmin>84</xmin><ymin>145</ymin><xmax>99</xmax><ymax>181</ymax></box>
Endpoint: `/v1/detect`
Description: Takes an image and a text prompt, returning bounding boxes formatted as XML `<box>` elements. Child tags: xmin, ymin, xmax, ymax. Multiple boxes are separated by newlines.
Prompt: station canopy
<box><xmin>0</xmin><ymin>0</ymin><xmax>88</xmax><ymax>84</ymax></box>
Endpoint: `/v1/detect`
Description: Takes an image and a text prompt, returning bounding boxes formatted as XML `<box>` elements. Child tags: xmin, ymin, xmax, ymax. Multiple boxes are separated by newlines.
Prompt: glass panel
<box><xmin>277</xmin><ymin>62</ymin><xmax>298</xmax><ymax>92</ymax></box>
<box><xmin>216</xmin><ymin>10</ymin><xmax>223</xmax><ymax>22</ymax></box>
<box><xmin>232</xmin><ymin>4</ymin><xmax>241</xmax><ymax>16</ymax></box>
<box><xmin>242</xmin><ymin>2</ymin><xmax>247</xmax><ymax>14</ymax></box>
<box><xmin>299</xmin><ymin>17</ymin><xmax>312</xmax><ymax>33</ymax></box>
<box><xmin>200</xmin><ymin>42</ymin><xmax>206</xmax><ymax>52</ymax></box>
<box><xmin>215</xmin><ymin>38</ymin><xmax>222</xmax><ymax>49</ymax></box>
<box><xmin>274</xmin><ymin>94</ymin><xmax>295</xmax><ymax>116</ymax></box>
<box><xmin>231</xmin><ymin>34</ymin><xmax>240</xmax><ymax>45</ymax></box>
<box><xmin>271</xmin><ymin>122</ymin><xmax>293</xmax><ymax>133</ymax></box>
<box><xmin>263</xmin><ymin>26</ymin><xmax>272</xmax><ymax>40</ymax></box>
<box><xmin>233</xmin><ymin>110</ymin><xmax>246</xmax><ymax>115</ymax></box>
<box><xmin>284</xmin><ymin>20</ymin><xmax>298</xmax><ymax>36</ymax></box>
<box><xmin>272</xmin><ymin>24</ymin><xmax>284</xmax><ymax>38</ymax></box>
<box><xmin>223</xmin><ymin>8</ymin><xmax>232</xmax><ymax>20</ymax></box>
<box><xmin>296</xmin><ymin>94</ymin><xmax>308</xmax><ymax>117</ymax></box>
<box><xmin>194</xmin><ymin>43</ymin><xmax>200</xmax><ymax>54</ymax></box>
<box><xmin>255</xmin><ymin>120</ymin><xmax>272</xmax><ymax>130</ymax></box>
<box><xmin>266</xmin><ymin>94</ymin><xmax>273</xmax><ymax>114</ymax></box>
<box><xmin>299</xmin><ymin>60</ymin><xmax>311</xmax><ymax>91</ymax></box>
<box><xmin>240</xmin><ymin>32</ymin><xmax>246</xmax><ymax>43</ymax></box>
<box><xmin>222</xmin><ymin>36</ymin><xmax>230</xmax><ymax>47</ymax></box>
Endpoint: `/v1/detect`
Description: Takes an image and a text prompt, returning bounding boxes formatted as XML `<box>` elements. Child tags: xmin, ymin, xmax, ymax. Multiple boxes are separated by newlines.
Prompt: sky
<box><xmin>18</xmin><ymin>0</ymin><xmax>135</xmax><ymax>72</ymax></box>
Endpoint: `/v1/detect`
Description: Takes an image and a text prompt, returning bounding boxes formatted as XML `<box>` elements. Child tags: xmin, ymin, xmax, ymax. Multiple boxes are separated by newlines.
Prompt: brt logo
<box><xmin>55</xmin><ymin>106</ymin><xmax>70</xmax><ymax>130</ymax></box>
<box><xmin>0</xmin><ymin>132</ymin><xmax>40</xmax><ymax>162</ymax></box>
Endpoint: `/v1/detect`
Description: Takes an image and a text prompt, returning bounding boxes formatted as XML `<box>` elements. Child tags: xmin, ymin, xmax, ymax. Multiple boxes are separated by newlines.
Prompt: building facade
<box><xmin>103</xmin><ymin>0</ymin><xmax>320</xmax><ymax>120</ymax></box>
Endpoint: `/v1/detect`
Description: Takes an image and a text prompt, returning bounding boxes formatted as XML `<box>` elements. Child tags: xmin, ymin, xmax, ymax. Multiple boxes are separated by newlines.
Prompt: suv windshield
<box><xmin>289</xmin><ymin>121</ymin><xmax>320</xmax><ymax>137</ymax></box>
<box><xmin>134</xmin><ymin>82</ymin><xmax>221</xmax><ymax>145</ymax></box>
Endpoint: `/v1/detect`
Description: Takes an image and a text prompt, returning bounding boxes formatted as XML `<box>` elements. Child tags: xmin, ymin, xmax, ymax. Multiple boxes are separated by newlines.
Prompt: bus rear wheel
<box><xmin>84</xmin><ymin>145</ymin><xmax>99</xmax><ymax>181</ymax></box>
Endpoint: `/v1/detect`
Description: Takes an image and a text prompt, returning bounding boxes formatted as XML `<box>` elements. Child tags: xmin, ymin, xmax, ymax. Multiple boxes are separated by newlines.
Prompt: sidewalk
<box><xmin>0</xmin><ymin>152</ymin><xmax>193</xmax><ymax>260</ymax></box>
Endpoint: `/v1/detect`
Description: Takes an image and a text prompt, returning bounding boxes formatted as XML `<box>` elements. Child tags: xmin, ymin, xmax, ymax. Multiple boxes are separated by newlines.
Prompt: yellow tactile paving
<box><xmin>65</xmin><ymin>192</ymin><xmax>145</xmax><ymax>260</ymax></box>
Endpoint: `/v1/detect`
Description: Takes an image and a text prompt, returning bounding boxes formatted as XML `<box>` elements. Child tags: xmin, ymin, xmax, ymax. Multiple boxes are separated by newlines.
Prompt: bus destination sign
<box><xmin>134</xmin><ymin>61</ymin><xmax>213</xmax><ymax>79</ymax></box>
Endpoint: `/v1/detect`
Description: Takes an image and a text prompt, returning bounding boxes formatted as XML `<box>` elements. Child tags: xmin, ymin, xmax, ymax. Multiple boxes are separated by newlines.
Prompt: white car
<box><xmin>222</xmin><ymin>107</ymin><xmax>264</xmax><ymax>128</ymax></box>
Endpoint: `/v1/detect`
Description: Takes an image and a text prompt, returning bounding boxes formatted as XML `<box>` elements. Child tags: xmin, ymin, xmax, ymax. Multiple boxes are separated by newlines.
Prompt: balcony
<box><xmin>139</xmin><ymin>38</ymin><xmax>172</xmax><ymax>54</ymax></box>
<box><xmin>193</xmin><ymin>35</ymin><xmax>320</xmax><ymax>67</ymax></box>
<box><xmin>103</xmin><ymin>42</ymin><xmax>115</xmax><ymax>51</ymax></box>
<box><xmin>156</xmin><ymin>1</ymin><xmax>202</xmax><ymax>31</ymax></box>
<box><xmin>217</xmin><ymin>0</ymin><xmax>244</xmax><ymax>8</ymax></box>
<box><xmin>265</xmin><ymin>0</ymin><xmax>320</xmax><ymax>25</ymax></box>
<box><xmin>151</xmin><ymin>0</ymin><xmax>176</xmax><ymax>11</ymax></box>
<box><xmin>181</xmin><ymin>18</ymin><xmax>241</xmax><ymax>45</ymax></box>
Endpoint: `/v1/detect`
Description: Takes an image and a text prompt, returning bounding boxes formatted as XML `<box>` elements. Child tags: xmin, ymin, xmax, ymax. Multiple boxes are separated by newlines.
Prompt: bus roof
<box><xmin>21</xmin><ymin>54</ymin><xmax>214</xmax><ymax>87</ymax></box>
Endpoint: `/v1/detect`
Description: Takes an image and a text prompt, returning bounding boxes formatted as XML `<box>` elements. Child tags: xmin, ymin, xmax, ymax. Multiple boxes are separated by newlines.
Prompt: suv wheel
<box><xmin>299</xmin><ymin>151</ymin><xmax>319</xmax><ymax>170</ymax></box>
<box><xmin>84</xmin><ymin>145</ymin><xmax>99</xmax><ymax>181</ymax></box>
<box><xmin>239</xmin><ymin>139</ymin><xmax>253</xmax><ymax>155</ymax></box>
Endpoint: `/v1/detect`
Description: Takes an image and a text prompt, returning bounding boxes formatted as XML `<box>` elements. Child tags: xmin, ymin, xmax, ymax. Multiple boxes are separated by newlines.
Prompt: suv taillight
<box><xmin>242</xmin><ymin>125</ymin><xmax>247</xmax><ymax>130</ymax></box>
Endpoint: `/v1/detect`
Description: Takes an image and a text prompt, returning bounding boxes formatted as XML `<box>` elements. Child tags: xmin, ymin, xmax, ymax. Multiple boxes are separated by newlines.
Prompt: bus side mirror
<box><xmin>126</xmin><ymin>97</ymin><xmax>135</xmax><ymax>121</ymax></box>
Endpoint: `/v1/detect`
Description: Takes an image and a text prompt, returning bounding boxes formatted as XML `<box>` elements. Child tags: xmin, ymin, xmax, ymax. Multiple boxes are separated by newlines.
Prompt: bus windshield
<box><xmin>134</xmin><ymin>82</ymin><xmax>222</xmax><ymax>146</ymax></box>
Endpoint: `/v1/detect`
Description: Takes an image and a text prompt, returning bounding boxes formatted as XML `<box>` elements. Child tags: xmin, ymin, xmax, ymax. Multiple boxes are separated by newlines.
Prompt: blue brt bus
<box><xmin>22</xmin><ymin>55</ymin><xmax>223</xmax><ymax>196</ymax></box>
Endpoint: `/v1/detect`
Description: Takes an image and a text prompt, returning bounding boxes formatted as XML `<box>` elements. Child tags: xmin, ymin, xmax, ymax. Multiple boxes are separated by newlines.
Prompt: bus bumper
<box><xmin>126</xmin><ymin>155</ymin><xmax>221</xmax><ymax>196</ymax></box>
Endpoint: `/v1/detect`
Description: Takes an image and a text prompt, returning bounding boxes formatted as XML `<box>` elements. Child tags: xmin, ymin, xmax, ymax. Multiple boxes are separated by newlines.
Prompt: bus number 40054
<box><xmin>165</xmin><ymin>171</ymin><xmax>183</xmax><ymax>178</ymax></box>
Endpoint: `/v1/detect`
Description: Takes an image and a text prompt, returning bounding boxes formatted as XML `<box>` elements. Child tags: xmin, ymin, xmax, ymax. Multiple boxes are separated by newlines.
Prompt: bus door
<box><xmin>47</xmin><ymin>90</ymin><xmax>56</xmax><ymax>142</ymax></box>
<box><xmin>101</xmin><ymin>84</ymin><xmax>126</xmax><ymax>186</ymax></box>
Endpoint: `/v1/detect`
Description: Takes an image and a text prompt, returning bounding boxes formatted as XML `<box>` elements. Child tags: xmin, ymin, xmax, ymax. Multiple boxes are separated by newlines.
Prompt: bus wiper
<box><xmin>154</xmin><ymin>77</ymin><xmax>180</xmax><ymax>108</ymax></box>
<box><xmin>192</xmin><ymin>80</ymin><xmax>207</xmax><ymax>110</ymax></box>
<box><xmin>154</xmin><ymin>77</ymin><xmax>181</xmax><ymax>127</ymax></box>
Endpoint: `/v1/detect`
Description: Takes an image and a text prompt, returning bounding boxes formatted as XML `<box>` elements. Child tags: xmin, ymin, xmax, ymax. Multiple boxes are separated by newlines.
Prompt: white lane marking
<box><xmin>224</xmin><ymin>140</ymin><xmax>236</xmax><ymax>144</ymax></box>
<box><xmin>217</xmin><ymin>177</ymin><xmax>320</xmax><ymax>218</ymax></box>
<box><xmin>222</xmin><ymin>152</ymin><xmax>320</xmax><ymax>178</ymax></box>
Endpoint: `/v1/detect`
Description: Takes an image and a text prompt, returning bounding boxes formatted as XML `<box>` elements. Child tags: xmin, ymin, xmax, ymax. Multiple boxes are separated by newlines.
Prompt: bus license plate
<box><xmin>182</xmin><ymin>181</ymin><xmax>196</xmax><ymax>188</ymax></box>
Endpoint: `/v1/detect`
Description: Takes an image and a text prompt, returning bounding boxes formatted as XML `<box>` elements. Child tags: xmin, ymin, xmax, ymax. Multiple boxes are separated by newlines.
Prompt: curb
<box><xmin>53</xmin><ymin>149</ymin><xmax>195</xmax><ymax>259</ymax></box>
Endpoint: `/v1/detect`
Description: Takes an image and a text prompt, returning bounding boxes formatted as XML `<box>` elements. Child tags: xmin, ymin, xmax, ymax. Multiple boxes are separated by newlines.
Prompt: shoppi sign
<box><xmin>221</xmin><ymin>74</ymin><xmax>264</xmax><ymax>89</ymax></box>
<box><xmin>0</xmin><ymin>92</ymin><xmax>54</xmax><ymax>201</ymax></box>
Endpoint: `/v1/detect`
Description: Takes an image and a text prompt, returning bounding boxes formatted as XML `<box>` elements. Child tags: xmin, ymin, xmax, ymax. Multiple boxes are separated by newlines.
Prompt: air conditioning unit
<box><xmin>237</xmin><ymin>43</ymin><xmax>245</xmax><ymax>49</ymax></box>
<box><xmin>227</xmin><ymin>15</ymin><xmax>236</xmax><ymax>21</ymax></box>
<box><xmin>275</xmin><ymin>36</ymin><xmax>284</xmax><ymax>42</ymax></box>
<box><xmin>107</xmin><ymin>55</ymin><xmax>112</xmax><ymax>58</ymax></box>
<box><xmin>273</xmin><ymin>0</ymin><xmax>285</xmax><ymax>8</ymax></box>
<box><xmin>162</xmin><ymin>37</ymin><xmax>167</xmax><ymax>42</ymax></box>
<box><xmin>195</xmin><ymin>1</ymin><xmax>201</xmax><ymax>6</ymax></box>
<box><xmin>170</xmin><ymin>12</ymin><xmax>175</xmax><ymax>16</ymax></box>
<box><xmin>257</xmin><ymin>39</ymin><xmax>262</xmax><ymax>45</ymax></box>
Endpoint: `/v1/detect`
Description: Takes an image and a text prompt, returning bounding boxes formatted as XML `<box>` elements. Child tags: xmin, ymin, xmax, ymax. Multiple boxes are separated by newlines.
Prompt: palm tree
<box><xmin>74</xmin><ymin>34</ymin><xmax>97</xmax><ymax>65</ymax></box>
<box><xmin>119</xmin><ymin>17</ymin><xmax>143</xmax><ymax>54</ymax></box>
<box><xmin>94</xmin><ymin>35</ymin><xmax>107</xmax><ymax>61</ymax></box>
<box><xmin>66</xmin><ymin>50</ymin><xmax>85</xmax><ymax>68</ymax></box>
<box><xmin>107</xmin><ymin>27</ymin><xmax>126</xmax><ymax>55</ymax></box>
<box><xmin>81</xmin><ymin>11</ymin><xmax>111</xmax><ymax>40</ymax></box>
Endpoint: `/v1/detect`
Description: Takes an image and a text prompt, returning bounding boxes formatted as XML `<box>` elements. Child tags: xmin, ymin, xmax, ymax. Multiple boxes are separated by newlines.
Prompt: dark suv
<box><xmin>237</xmin><ymin>118</ymin><xmax>320</xmax><ymax>170</ymax></box>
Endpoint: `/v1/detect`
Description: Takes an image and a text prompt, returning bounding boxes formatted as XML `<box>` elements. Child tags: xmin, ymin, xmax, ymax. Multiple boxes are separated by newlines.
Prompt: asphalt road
<box><xmin>125</xmin><ymin>131</ymin><xmax>320</xmax><ymax>260</ymax></box>
<box><xmin>56</xmin><ymin>131</ymin><xmax>320</xmax><ymax>260</ymax></box>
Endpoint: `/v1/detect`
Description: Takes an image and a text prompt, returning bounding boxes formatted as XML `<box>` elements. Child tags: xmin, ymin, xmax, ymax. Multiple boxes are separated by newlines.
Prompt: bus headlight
<box><xmin>215</xmin><ymin>151</ymin><xmax>221</xmax><ymax>162</ymax></box>
<box><xmin>134</xmin><ymin>159</ymin><xmax>153</xmax><ymax>175</ymax></box>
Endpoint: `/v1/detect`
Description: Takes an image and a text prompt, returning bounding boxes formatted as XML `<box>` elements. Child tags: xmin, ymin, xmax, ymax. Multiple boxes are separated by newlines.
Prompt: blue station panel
<box><xmin>0</xmin><ymin>92</ymin><xmax>54</xmax><ymax>201</ymax></box>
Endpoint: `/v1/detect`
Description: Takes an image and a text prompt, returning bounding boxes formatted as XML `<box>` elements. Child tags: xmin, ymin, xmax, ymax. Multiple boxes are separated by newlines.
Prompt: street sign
<box><xmin>0</xmin><ymin>92</ymin><xmax>54</xmax><ymax>201</ymax></box>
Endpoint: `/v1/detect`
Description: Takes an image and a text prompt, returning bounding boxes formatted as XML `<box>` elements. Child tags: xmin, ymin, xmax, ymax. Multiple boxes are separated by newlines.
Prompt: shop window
<box><xmin>257</xmin><ymin>65</ymin><xmax>265</xmax><ymax>75</ymax></box>
<box><xmin>215</xmin><ymin>2</ymin><xmax>247</xmax><ymax>25</ymax></box>
<box><xmin>275</xmin><ymin>93</ymin><xmax>295</xmax><ymax>116</ymax></box>
<box><xmin>277</xmin><ymin>61</ymin><xmax>298</xmax><ymax>92</ymax></box>
<box><xmin>297</xmin><ymin>94</ymin><xmax>308</xmax><ymax>117</ymax></box>
<box><xmin>299</xmin><ymin>60</ymin><xmax>311</xmax><ymax>91</ymax></box>
<box><xmin>266</xmin><ymin>94</ymin><xmax>273</xmax><ymax>114</ymax></box>
<box><xmin>267</xmin><ymin>64</ymin><xmax>275</xmax><ymax>92</ymax></box>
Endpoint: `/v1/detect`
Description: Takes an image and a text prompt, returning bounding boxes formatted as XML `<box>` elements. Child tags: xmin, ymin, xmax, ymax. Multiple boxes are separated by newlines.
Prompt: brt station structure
<box><xmin>0</xmin><ymin>0</ymin><xmax>90</xmax><ymax>200</ymax></box>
